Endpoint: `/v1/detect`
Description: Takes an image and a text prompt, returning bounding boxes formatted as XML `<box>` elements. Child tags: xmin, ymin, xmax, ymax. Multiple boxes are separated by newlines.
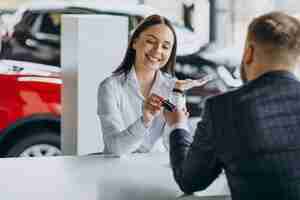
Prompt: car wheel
<box><xmin>6</xmin><ymin>131</ymin><xmax>61</xmax><ymax>157</ymax></box>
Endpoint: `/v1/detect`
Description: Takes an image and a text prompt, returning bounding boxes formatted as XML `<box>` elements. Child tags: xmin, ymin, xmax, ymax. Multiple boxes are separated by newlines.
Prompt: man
<box><xmin>164</xmin><ymin>12</ymin><xmax>300</xmax><ymax>200</ymax></box>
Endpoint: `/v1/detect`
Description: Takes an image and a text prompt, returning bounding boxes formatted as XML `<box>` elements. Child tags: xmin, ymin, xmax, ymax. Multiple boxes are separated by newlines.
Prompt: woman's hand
<box><xmin>142</xmin><ymin>94</ymin><xmax>163</xmax><ymax>127</ymax></box>
<box><xmin>175</xmin><ymin>75</ymin><xmax>214</xmax><ymax>91</ymax></box>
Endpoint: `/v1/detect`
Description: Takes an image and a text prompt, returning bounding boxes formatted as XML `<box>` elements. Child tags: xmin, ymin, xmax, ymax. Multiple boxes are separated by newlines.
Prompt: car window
<box><xmin>39</xmin><ymin>13</ymin><xmax>61</xmax><ymax>35</ymax></box>
<box><xmin>39</xmin><ymin>11</ymin><xmax>133</xmax><ymax>38</ymax></box>
<box><xmin>14</xmin><ymin>11</ymin><xmax>38</xmax><ymax>34</ymax></box>
<box><xmin>21</xmin><ymin>11</ymin><xmax>38</xmax><ymax>27</ymax></box>
<box><xmin>129</xmin><ymin>15</ymin><xmax>142</xmax><ymax>31</ymax></box>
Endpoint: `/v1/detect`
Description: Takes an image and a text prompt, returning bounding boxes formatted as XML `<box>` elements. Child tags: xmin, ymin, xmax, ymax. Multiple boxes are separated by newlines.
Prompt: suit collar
<box><xmin>260</xmin><ymin>70</ymin><xmax>298</xmax><ymax>81</ymax></box>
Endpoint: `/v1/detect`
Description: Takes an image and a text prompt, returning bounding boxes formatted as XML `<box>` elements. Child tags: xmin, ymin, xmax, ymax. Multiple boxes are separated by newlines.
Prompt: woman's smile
<box><xmin>145</xmin><ymin>54</ymin><xmax>161</xmax><ymax>63</ymax></box>
<box><xmin>133</xmin><ymin>23</ymin><xmax>174</xmax><ymax>72</ymax></box>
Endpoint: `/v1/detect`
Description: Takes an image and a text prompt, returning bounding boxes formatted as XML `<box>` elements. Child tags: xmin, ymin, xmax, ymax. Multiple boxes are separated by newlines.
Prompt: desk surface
<box><xmin>0</xmin><ymin>153</ymin><xmax>230</xmax><ymax>200</ymax></box>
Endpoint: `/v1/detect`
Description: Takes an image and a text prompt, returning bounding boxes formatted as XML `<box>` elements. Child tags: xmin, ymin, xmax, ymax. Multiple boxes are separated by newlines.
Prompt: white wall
<box><xmin>61</xmin><ymin>15</ymin><xmax>128</xmax><ymax>155</ymax></box>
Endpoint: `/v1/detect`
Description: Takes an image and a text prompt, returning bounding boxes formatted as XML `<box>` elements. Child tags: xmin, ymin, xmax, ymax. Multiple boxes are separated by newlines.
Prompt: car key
<box><xmin>161</xmin><ymin>99</ymin><xmax>177</xmax><ymax>112</ymax></box>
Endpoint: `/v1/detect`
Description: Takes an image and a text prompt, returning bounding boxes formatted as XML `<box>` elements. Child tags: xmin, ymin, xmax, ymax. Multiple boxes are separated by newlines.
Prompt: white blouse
<box><xmin>97</xmin><ymin>67</ymin><xmax>179</xmax><ymax>156</ymax></box>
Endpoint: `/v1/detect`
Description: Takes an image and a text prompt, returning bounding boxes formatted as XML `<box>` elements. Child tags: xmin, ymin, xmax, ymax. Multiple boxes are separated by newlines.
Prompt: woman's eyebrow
<box><xmin>145</xmin><ymin>34</ymin><xmax>172</xmax><ymax>45</ymax></box>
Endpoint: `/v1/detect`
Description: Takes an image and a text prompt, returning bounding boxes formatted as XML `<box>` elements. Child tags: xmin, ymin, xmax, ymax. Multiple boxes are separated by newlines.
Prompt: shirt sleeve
<box><xmin>170</xmin><ymin>121</ymin><xmax>190</xmax><ymax>132</ymax></box>
<box><xmin>169</xmin><ymin>98</ymin><xmax>223</xmax><ymax>194</ymax></box>
<box><xmin>97</xmin><ymin>78</ymin><xmax>148</xmax><ymax>156</ymax></box>
<box><xmin>162</xmin><ymin>84</ymin><xmax>190</xmax><ymax>150</ymax></box>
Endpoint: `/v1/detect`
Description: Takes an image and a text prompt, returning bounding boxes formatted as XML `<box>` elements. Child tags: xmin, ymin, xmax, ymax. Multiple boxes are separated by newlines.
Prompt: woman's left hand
<box><xmin>175</xmin><ymin>75</ymin><xmax>213</xmax><ymax>91</ymax></box>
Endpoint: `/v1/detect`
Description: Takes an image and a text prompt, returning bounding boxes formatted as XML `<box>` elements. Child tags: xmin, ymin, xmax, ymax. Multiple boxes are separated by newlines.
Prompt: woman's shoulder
<box><xmin>160</xmin><ymin>72</ymin><xmax>177</xmax><ymax>89</ymax></box>
<box><xmin>98</xmin><ymin>74</ymin><xmax>125</xmax><ymax>100</ymax></box>
<box><xmin>99</xmin><ymin>73</ymin><xmax>125</xmax><ymax>89</ymax></box>
<box><xmin>161</xmin><ymin>72</ymin><xmax>177</xmax><ymax>81</ymax></box>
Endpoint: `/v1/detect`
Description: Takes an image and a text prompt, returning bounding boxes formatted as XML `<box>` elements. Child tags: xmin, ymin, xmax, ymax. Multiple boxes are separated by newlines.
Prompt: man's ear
<box><xmin>244</xmin><ymin>45</ymin><xmax>254</xmax><ymax>65</ymax></box>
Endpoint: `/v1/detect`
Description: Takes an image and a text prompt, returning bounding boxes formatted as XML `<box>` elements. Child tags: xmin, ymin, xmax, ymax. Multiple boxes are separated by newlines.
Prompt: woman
<box><xmin>97</xmin><ymin>15</ymin><xmax>197</xmax><ymax>156</ymax></box>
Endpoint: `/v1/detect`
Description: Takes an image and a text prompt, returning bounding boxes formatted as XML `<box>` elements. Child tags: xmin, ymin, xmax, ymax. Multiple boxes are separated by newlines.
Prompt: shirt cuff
<box><xmin>127</xmin><ymin>117</ymin><xmax>149</xmax><ymax>139</ymax></box>
<box><xmin>140</xmin><ymin>116</ymin><xmax>152</xmax><ymax>129</ymax></box>
<box><xmin>170</xmin><ymin>121</ymin><xmax>190</xmax><ymax>132</ymax></box>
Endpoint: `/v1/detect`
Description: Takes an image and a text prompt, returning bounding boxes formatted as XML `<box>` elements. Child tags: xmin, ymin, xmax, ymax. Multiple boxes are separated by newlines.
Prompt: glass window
<box><xmin>40</xmin><ymin>13</ymin><xmax>61</xmax><ymax>35</ymax></box>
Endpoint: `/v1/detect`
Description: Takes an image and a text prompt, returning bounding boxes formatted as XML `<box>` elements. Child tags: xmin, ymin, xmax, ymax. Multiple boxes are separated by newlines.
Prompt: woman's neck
<box><xmin>135</xmin><ymin>66</ymin><xmax>157</xmax><ymax>97</ymax></box>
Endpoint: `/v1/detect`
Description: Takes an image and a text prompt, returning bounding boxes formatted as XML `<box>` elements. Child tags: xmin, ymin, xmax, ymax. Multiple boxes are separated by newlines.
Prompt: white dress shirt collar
<box><xmin>125</xmin><ymin>66</ymin><xmax>176</xmax><ymax>100</ymax></box>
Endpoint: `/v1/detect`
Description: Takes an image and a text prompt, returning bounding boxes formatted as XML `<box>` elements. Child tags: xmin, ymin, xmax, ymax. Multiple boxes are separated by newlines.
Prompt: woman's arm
<box><xmin>97</xmin><ymin>79</ymin><xmax>148</xmax><ymax>156</ymax></box>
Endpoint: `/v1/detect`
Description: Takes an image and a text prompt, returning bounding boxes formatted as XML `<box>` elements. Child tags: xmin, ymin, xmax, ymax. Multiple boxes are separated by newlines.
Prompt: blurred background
<box><xmin>0</xmin><ymin>0</ymin><xmax>299</xmax><ymax>158</ymax></box>
<box><xmin>1</xmin><ymin>0</ymin><xmax>300</xmax><ymax>47</ymax></box>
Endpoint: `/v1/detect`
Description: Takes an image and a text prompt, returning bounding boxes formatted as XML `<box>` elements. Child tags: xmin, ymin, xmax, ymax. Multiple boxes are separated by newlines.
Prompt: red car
<box><xmin>0</xmin><ymin>59</ymin><xmax>61</xmax><ymax>157</ymax></box>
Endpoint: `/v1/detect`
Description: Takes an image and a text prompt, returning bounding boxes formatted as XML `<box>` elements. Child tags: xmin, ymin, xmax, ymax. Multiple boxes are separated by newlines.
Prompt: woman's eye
<box><xmin>163</xmin><ymin>45</ymin><xmax>170</xmax><ymax>50</ymax></box>
<box><xmin>146</xmin><ymin>40</ymin><xmax>155</xmax><ymax>44</ymax></box>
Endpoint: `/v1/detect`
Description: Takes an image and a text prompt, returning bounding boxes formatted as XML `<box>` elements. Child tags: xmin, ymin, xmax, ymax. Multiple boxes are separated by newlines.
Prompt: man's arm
<box><xmin>169</xmin><ymin>100</ymin><xmax>223</xmax><ymax>194</ymax></box>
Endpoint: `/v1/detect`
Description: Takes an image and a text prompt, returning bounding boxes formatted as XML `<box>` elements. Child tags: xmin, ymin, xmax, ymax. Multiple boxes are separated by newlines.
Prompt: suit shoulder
<box><xmin>205</xmin><ymin>87</ymin><xmax>242</xmax><ymax>106</ymax></box>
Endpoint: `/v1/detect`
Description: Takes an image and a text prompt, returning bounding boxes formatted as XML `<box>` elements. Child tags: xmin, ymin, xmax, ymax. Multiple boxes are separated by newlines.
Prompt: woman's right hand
<box><xmin>142</xmin><ymin>94</ymin><xmax>163</xmax><ymax>127</ymax></box>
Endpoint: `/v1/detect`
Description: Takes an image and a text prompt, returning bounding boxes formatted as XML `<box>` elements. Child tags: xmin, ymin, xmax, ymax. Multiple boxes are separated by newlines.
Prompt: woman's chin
<box><xmin>144</xmin><ymin>63</ymin><xmax>161</xmax><ymax>71</ymax></box>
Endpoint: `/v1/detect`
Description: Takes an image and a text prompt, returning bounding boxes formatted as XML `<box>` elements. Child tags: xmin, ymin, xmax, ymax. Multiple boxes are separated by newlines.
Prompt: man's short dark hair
<box><xmin>248</xmin><ymin>12</ymin><xmax>300</xmax><ymax>58</ymax></box>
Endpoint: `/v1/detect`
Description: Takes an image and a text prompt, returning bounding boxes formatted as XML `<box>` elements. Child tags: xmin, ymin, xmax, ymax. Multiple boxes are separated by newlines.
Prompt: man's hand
<box><xmin>163</xmin><ymin>108</ymin><xmax>189</xmax><ymax>127</ymax></box>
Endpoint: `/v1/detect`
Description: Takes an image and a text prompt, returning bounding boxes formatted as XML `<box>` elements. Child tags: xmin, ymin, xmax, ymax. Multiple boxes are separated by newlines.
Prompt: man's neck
<box><xmin>249</xmin><ymin>63</ymin><xmax>293</xmax><ymax>81</ymax></box>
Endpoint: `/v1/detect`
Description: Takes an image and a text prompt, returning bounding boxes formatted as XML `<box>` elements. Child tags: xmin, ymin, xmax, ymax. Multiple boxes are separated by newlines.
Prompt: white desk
<box><xmin>0</xmin><ymin>153</ymin><xmax>230</xmax><ymax>200</ymax></box>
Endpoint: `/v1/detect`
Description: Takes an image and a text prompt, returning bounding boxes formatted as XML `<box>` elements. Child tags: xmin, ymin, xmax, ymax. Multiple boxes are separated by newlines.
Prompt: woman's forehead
<box><xmin>140</xmin><ymin>24</ymin><xmax>175</xmax><ymax>43</ymax></box>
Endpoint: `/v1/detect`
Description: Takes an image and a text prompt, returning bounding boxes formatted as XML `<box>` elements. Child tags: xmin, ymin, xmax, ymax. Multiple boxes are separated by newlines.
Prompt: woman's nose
<box><xmin>152</xmin><ymin>44</ymin><xmax>163</xmax><ymax>54</ymax></box>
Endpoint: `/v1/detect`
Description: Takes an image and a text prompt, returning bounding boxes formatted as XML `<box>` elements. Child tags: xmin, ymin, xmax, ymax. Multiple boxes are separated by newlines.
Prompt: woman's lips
<box><xmin>146</xmin><ymin>54</ymin><xmax>161</xmax><ymax>63</ymax></box>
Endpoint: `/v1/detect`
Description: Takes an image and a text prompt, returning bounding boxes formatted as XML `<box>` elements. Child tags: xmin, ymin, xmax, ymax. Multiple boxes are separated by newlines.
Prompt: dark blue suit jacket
<box><xmin>170</xmin><ymin>71</ymin><xmax>300</xmax><ymax>200</ymax></box>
